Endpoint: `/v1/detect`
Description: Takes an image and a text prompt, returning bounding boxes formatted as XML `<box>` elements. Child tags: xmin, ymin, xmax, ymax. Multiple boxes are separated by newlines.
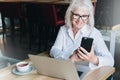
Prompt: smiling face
<box><xmin>71</xmin><ymin>7</ymin><xmax>89</xmax><ymax>30</ymax></box>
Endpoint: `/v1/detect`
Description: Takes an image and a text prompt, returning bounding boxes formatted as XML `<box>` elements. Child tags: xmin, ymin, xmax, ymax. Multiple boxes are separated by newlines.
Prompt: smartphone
<box><xmin>80</xmin><ymin>37</ymin><xmax>94</xmax><ymax>53</ymax></box>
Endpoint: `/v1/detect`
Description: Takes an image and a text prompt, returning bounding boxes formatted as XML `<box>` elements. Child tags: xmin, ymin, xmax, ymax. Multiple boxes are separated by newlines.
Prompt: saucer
<box><xmin>12</xmin><ymin>66</ymin><xmax>33</xmax><ymax>76</ymax></box>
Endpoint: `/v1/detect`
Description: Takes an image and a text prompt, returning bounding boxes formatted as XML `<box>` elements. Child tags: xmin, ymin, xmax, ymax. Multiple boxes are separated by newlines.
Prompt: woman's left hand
<box><xmin>70</xmin><ymin>49</ymin><xmax>83</xmax><ymax>63</ymax></box>
<box><xmin>77</xmin><ymin>46</ymin><xmax>99</xmax><ymax>65</ymax></box>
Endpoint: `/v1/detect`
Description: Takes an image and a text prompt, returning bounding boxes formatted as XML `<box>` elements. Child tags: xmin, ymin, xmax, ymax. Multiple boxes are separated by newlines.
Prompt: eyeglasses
<box><xmin>71</xmin><ymin>11</ymin><xmax>89</xmax><ymax>21</ymax></box>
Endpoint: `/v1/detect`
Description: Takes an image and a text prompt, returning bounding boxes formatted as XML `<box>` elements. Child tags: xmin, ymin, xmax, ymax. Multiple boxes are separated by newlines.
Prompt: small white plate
<box><xmin>12</xmin><ymin>66</ymin><xmax>33</xmax><ymax>76</ymax></box>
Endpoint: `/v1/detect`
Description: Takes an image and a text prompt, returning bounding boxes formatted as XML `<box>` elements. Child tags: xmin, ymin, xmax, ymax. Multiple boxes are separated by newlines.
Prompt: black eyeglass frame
<box><xmin>71</xmin><ymin>11</ymin><xmax>89</xmax><ymax>22</ymax></box>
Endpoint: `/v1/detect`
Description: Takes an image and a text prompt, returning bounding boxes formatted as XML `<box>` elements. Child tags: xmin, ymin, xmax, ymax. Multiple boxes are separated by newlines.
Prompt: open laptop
<box><xmin>28</xmin><ymin>54</ymin><xmax>80</xmax><ymax>80</ymax></box>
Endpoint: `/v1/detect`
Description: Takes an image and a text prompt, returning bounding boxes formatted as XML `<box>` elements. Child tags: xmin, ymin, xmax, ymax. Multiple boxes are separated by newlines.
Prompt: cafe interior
<box><xmin>0</xmin><ymin>0</ymin><xmax>120</xmax><ymax>80</ymax></box>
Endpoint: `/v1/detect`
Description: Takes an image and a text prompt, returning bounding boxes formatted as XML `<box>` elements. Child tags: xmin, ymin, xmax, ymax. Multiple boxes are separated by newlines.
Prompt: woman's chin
<box><xmin>76</xmin><ymin>26</ymin><xmax>82</xmax><ymax>29</ymax></box>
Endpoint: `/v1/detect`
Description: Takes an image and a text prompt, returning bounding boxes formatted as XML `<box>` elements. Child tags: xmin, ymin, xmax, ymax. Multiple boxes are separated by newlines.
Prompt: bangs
<box><xmin>73</xmin><ymin>3</ymin><xmax>90</xmax><ymax>14</ymax></box>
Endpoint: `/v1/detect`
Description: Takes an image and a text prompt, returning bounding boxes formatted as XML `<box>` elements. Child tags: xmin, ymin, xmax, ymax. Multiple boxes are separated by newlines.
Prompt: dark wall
<box><xmin>113</xmin><ymin>0</ymin><xmax>120</xmax><ymax>26</ymax></box>
<box><xmin>95</xmin><ymin>0</ymin><xmax>114</xmax><ymax>29</ymax></box>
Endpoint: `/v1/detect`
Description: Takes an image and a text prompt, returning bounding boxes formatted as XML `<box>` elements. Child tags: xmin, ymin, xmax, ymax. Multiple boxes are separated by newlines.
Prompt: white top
<box><xmin>50</xmin><ymin>24</ymin><xmax>114</xmax><ymax>69</ymax></box>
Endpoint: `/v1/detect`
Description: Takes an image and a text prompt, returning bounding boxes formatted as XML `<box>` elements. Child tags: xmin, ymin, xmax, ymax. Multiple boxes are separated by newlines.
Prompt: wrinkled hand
<box><xmin>77</xmin><ymin>46</ymin><xmax>99</xmax><ymax>65</ymax></box>
<box><xmin>70</xmin><ymin>49</ymin><xmax>83</xmax><ymax>63</ymax></box>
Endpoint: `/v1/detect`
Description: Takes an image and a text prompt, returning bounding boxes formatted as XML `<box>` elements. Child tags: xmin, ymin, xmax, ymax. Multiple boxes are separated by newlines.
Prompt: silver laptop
<box><xmin>28</xmin><ymin>54</ymin><xmax>80</xmax><ymax>80</ymax></box>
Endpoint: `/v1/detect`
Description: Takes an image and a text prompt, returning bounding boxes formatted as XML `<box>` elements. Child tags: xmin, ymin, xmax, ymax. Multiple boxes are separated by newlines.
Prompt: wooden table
<box><xmin>0</xmin><ymin>52</ymin><xmax>115</xmax><ymax>80</ymax></box>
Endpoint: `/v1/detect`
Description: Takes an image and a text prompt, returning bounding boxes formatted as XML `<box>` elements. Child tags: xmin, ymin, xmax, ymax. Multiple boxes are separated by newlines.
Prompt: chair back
<box><xmin>102</xmin><ymin>31</ymin><xmax>116</xmax><ymax>58</ymax></box>
<box><xmin>40</xmin><ymin>4</ymin><xmax>67</xmax><ymax>26</ymax></box>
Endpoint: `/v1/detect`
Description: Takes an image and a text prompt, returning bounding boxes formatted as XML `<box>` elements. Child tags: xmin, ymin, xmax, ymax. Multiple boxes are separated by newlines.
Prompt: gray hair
<box><xmin>65</xmin><ymin>0</ymin><xmax>94</xmax><ymax>29</ymax></box>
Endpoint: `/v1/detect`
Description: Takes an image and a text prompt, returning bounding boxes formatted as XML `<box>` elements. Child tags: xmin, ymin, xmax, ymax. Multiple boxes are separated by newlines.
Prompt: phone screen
<box><xmin>80</xmin><ymin>37</ymin><xmax>93</xmax><ymax>52</ymax></box>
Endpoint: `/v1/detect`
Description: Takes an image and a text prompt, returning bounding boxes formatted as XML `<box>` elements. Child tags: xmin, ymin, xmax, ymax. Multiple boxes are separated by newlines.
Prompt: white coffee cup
<box><xmin>16</xmin><ymin>61</ymin><xmax>30</xmax><ymax>72</ymax></box>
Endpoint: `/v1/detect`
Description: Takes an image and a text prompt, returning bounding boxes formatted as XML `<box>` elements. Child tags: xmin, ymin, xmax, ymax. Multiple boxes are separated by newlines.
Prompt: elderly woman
<box><xmin>50</xmin><ymin>0</ymin><xmax>114</xmax><ymax>70</ymax></box>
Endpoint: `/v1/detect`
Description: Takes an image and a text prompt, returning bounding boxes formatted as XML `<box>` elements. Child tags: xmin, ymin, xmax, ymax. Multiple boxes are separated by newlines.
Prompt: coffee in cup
<box><xmin>16</xmin><ymin>61</ymin><xmax>30</xmax><ymax>72</ymax></box>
